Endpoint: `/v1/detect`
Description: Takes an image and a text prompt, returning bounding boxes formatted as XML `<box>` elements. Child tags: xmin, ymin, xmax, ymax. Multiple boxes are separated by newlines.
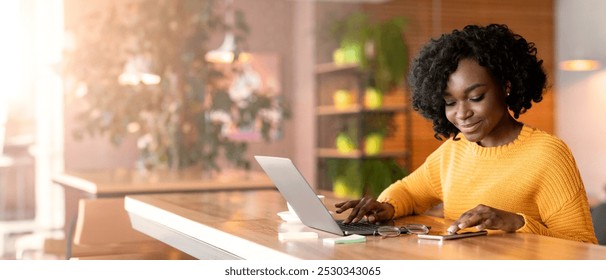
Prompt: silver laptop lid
<box><xmin>254</xmin><ymin>156</ymin><xmax>344</xmax><ymax>236</ymax></box>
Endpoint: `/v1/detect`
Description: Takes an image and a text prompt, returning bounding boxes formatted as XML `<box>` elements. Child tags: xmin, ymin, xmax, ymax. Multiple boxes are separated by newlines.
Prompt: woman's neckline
<box><xmin>466</xmin><ymin>124</ymin><xmax>533</xmax><ymax>157</ymax></box>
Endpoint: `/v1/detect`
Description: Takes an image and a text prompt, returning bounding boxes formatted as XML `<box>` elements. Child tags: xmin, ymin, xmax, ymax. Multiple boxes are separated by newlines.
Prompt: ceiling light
<box><xmin>559</xmin><ymin>59</ymin><xmax>601</xmax><ymax>71</ymax></box>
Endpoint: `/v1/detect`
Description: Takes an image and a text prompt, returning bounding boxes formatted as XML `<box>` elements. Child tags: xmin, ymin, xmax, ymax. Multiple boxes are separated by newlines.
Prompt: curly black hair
<box><xmin>408</xmin><ymin>24</ymin><xmax>547</xmax><ymax>140</ymax></box>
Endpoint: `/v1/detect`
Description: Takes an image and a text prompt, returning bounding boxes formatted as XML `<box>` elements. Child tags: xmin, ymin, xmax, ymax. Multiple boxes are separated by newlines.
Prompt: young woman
<box><xmin>335</xmin><ymin>24</ymin><xmax>597</xmax><ymax>244</ymax></box>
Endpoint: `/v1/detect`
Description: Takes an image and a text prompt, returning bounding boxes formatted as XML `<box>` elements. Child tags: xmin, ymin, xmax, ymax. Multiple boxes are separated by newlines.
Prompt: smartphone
<box><xmin>416</xmin><ymin>230</ymin><xmax>487</xmax><ymax>241</ymax></box>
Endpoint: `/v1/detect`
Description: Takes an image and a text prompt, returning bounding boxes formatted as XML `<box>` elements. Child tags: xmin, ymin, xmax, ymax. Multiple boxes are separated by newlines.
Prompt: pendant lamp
<box><xmin>205</xmin><ymin>0</ymin><xmax>238</xmax><ymax>64</ymax></box>
<box><xmin>205</xmin><ymin>32</ymin><xmax>237</xmax><ymax>64</ymax></box>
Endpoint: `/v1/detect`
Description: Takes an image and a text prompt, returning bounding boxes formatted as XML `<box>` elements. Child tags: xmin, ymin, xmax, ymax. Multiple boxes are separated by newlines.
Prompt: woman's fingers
<box><xmin>367</xmin><ymin>206</ymin><xmax>394</xmax><ymax>224</ymax></box>
<box><xmin>448</xmin><ymin>204</ymin><xmax>524</xmax><ymax>233</ymax></box>
<box><xmin>336</xmin><ymin>197</ymin><xmax>389</xmax><ymax>224</ymax></box>
<box><xmin>345</xmin><ymin>197</ymin><xmax>372</xmax><ymax>223</ymax></box>
<box><xmin>334</xmin><ymin>200</ymin><xmax>360</xmax><ymax>213</ymax></box>
<box><xmin>448</xmin><ymin>207</ymin><xmax>486</xmax><ymax>233</ymax></box>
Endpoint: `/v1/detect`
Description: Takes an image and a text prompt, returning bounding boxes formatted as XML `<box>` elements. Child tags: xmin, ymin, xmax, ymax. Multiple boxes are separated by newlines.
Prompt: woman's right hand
<box><xmin>334</xmin><ymin>197</ymin><xmax>395</xmax><ymax>224</ymax></box>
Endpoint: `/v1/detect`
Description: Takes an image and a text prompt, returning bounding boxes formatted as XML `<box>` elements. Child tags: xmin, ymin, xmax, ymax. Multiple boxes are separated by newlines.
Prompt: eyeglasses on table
<box><xmin>374</xmin><ymin>224</ymin><xmax>431</xmax><ymax>238</ymax></box>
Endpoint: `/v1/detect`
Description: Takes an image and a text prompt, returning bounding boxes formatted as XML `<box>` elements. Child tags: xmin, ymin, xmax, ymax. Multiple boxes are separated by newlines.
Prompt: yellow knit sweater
<box><xmin>378</xmin><ymin>125</ymin><xmax>597</xmax><ymax>244</ymax></box>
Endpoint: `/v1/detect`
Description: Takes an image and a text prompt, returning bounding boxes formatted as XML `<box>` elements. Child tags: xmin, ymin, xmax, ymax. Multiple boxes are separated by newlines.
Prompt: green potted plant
<box><xmin>325</xmin><ymin>11</ymin><xmax>410</xmax><ymax>198</ymax></box>
<box><xmin>328</xmin><ymin>113</ymin><xmax>404</xmax><ymax>198</ymax></box>
<box><xmin>330</xmin><ymin>11</ymin><xmax>409</xmax><ymax>94</ymax></box>
<box><xmin>327</xmin><ymin>158</ymin><xmax>407</xmax><ymax>198</ymax></box>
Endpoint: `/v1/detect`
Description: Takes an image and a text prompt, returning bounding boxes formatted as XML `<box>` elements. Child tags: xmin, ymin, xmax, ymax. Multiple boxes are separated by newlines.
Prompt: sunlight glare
<box><xmin>0</xmin><ymin>0</ymin><xmax>23</xmax><ymax>103</ymax></box>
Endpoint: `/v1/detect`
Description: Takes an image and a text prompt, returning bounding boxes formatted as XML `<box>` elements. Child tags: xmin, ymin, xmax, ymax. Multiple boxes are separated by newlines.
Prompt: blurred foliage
<box><xmin>325</xmin><ymin>11</ymin><xmax>410</xmax><ymax>198</ymax></box>
<box><xmin>63</xmin><ymin>0</ymin><xmax>289</xmax><ymax>172</ymax></box>
<box><xmin>327</xmin><ymin>158</ymin><xmax>407</xmax><ymax>198</ymax></box>
<box><xmin>330</xmin><ymin>11</ymin><xmax>409</xmax><ymax>93</ymax></box>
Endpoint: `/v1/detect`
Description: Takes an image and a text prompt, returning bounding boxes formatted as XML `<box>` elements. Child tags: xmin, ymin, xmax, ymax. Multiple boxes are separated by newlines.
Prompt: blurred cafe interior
<box><xmin>1</xmin><ymin>0</ymin><xmax>606</xmax><ymax>260</ymax></box>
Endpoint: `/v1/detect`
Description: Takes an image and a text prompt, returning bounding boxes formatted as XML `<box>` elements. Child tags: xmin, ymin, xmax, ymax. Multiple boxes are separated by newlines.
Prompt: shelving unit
<box><xmin>315</xmin><ymin>62</ymin><xmax>411</xmax><ymax>198</ymax></box>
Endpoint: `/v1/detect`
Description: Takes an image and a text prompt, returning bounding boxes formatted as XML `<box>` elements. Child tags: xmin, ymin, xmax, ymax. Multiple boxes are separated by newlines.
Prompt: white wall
<box><xmin>556</xmin><ymin>0</ymin><xmax>606</xmax><ymax>201</ymax></box>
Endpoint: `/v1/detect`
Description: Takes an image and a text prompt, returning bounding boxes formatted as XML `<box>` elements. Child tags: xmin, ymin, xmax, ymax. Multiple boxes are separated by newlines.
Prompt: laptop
<box><xmin>254</xmin><ymin>155</ymin><xmax>381</xmax><ymax>236</ymax></box>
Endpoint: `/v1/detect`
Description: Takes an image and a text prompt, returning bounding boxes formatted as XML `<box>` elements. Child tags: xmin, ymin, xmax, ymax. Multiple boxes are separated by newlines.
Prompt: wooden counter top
<box><xmin>125</xmin><ymin>189</ymin><xmax>606</xmax><ymax>260</ymax></box>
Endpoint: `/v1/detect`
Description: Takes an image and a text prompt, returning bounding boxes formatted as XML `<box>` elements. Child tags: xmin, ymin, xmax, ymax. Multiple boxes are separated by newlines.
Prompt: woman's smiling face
<box><xmin>444</xmin><ymin>58</ymin><xmax>516</xmax><ymax>147</ymax></box>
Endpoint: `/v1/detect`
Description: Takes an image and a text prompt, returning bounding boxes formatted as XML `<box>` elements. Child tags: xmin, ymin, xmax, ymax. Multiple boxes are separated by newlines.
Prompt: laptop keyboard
<box><xmin>337</xmin><ymin>220</ymin><xmax>381</xmax><ymax>233</ymax></box>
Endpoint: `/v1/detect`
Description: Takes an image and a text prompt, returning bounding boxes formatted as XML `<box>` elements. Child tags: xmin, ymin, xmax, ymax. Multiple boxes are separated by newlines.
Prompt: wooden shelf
<box><xmin>314</xmin><ymin>61</ymin><xmax>412</xmax><ymax>194</ymax></box>
<box><xmin>317</xmin><ymin>148</ymin><xmax>409</xmax><ymax>159</ymax></box>
<box><xmin>315</xmin><ymin>62</ymin><xmax>359</xmax><ymax>74</ymax></box>
<box><xmin>316</xmin><ymin>104</ymin><xmax>408</xmax><ymax>116</ymax></box>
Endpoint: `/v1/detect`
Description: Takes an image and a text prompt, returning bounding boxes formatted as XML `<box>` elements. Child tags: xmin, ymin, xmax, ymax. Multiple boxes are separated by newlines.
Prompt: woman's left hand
<box><xmin>447</xmin><ymin>204</ymin><xmax>525</xmax><ymax>234</ymax></box>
